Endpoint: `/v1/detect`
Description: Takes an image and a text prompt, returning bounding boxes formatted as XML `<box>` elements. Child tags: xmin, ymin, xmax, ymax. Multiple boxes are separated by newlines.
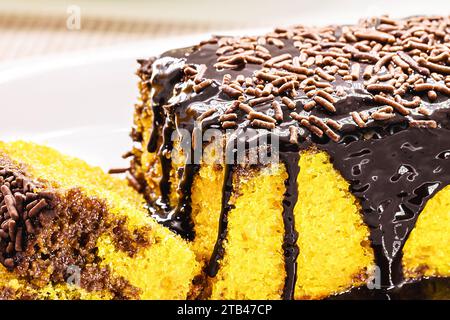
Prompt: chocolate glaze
<box><xmin>145</xmin><ymin>58</ymin><xmax>200</xmax><ymax>240</ymax></box>
<box><xmin>329</xmin><ymin>277</ymin><xmax>450</xmax><ymax>300</ymax></box>
<box><xmin>208</xmin><ymin>163</ymin><xmax>234</xmax><ymax>277</ymax></box>
<box><xmin>135</xmin><ymin>16</ymin><xmax>450</xmax><ymax>299</ymax></box>
<box><xmin>321</xmin><ymin>127</ymin><xmax>450</xmax><ymax>287</ymax></box>
<box><xmin>208</xmin><ymin>125</ymin><xmax>257</xmax><ymax>277</ymax></box>
<box><xmin>279</xmin><ymin>152</ymin><xmax>300</xmax><ymax>300</ymax></box>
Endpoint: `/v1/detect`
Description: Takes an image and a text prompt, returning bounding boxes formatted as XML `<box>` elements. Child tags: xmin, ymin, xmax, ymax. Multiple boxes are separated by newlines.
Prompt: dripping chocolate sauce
<box><xmin>137</xmin><ymin>36</ymin><xmax>450</xmax><ymax>299</ymax></box>
<box><xmin>279</xmin><ymin>151</ymin><xmax>300</xmax><ymax>300</ymax></box>
<box><xmin>320</xmin><ymin>126</ymin><xmax>450</xmax><ymax>288</ymax></box>
<box><xmin>208</xmin><ymin>163</ymin><xmax>234</xmax><ymax>277</ymax></box>
<box><xmin>146</xmin><ymin>57</ymin><xmax>199</xmax><ymax>241</ymax></box>
<box><xmin>330</xmin><ymin>277</ymin><xmax>450</xmax><ymax>300</ymax></box>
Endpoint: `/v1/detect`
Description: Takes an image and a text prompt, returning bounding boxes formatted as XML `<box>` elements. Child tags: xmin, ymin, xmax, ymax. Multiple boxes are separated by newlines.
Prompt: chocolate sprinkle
<box><xmin>0</xmin><ymin>168</ymin><xmax>51</xmax><ymax>268</ymax></box>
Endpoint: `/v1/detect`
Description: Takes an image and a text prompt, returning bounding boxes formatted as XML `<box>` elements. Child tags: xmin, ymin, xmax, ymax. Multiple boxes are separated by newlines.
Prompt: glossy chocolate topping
<box><xmin>135</xmin><ymin>15</ymin><xmax>450</xmax><ymax>299</ymax></box>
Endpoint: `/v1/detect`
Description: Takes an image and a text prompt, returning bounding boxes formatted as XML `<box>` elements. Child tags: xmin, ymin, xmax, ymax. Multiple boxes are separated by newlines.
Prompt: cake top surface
<box><xmin>139</xmin><ymin>15</ymin><xmax>450</xmax><ymax>148</ymax></box>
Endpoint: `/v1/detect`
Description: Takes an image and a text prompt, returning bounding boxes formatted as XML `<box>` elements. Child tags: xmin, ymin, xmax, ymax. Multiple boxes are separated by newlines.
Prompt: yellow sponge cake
<box><xmin>0</xmin><ymin>141</ymin><xmax>200</xmax><ymax>299</ymax></box>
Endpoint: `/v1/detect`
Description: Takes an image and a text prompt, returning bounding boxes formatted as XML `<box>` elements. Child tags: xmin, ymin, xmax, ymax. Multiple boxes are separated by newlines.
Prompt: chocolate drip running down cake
<box><xmin>129</xmin><ymin>15</ymin><xmax>450</xmax><ymax>299</ymax></box>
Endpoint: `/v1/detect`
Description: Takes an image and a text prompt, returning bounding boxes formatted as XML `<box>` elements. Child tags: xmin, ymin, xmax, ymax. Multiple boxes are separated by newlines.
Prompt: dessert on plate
<box><xmin>129</xmin><ymin>15</ymin><xmax>450</xmax><ymax>299</ymax></box>
<box><xmin>0</xmin><ymin>14</ymin><xmax>449</xmax><ymax>301</ymax></box>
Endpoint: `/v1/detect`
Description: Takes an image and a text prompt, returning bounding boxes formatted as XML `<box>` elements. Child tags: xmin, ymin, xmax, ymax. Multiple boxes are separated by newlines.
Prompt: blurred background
<box><xmin>0</xmin><ymin>0</ymin><xmax>449</xmax><ymax>62</ymax></box>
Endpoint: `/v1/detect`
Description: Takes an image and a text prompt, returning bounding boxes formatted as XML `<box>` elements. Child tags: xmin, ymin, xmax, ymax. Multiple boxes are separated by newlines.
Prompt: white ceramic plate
<box><xmin>0</xmin><ymin>34</ymin><xmax>237</xmax><ymax>171</ymax></box>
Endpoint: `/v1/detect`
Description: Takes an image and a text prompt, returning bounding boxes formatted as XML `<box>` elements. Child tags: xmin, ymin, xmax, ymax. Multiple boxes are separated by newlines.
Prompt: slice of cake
<box><xmin>0</xmin><ymin>141</ymin><xmax>200</xmax><ymax>299</ymax></box>
<box><xmin>129</xmin><ymin>15</ymin><xmax>450</xmax><ymax>299</ymax></box>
